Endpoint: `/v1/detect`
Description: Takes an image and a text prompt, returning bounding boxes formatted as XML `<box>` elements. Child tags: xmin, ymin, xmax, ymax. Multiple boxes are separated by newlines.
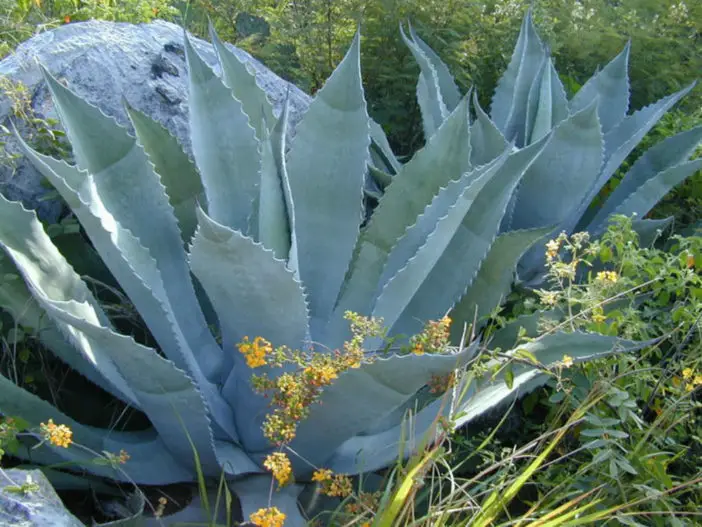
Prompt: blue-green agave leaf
<box><xmin>190</xmin><ymin>207</ymin><xmax>309</xmax><ymax>353</ymax></box>
<box><xmin>487</xmin><ymin>310</ymin><xmax>562</xmax><ymax>351</ymax></box>
<box><xmin>189</xmin><ymin>208</ymin><xmax>309</xmax><ymax>451</ymax></box>
<box><xmin>408</xmin><ymin>24</ymin><xmax>462</xmax><ymax>112</ymax></box>
<box><xmin>285</xmin><ymin>31</ymin><xmax>370</xmax><ymax>338</ymax></box>
<box><xmin>370</xmin><ymin>119</ymin><xmax>401</xmax><ymax>174</ymax></box>
<box><xmin>125</xmin><ymin>104</ymin><xmax>204</xmax><ymax>245</ymax></box>
<box><xmin>0</xmin><ymin>254</ymin><xmax>130</xmax><ymax>402</ymax></box>
<box><xmin>574</xmin><ymin>82</ymin><xmax>697</xmax><ymax>229</ymax></box>
<box><xmin>632</xmin><ymin>217</ymin><xmax>674</xmax><ymax>248</ymax></box>
<box><xmin>400</xmin><ymin>23</ymin><xmax>448</xmax><ymax>139</ymax></box>
<box><xmin>449</xmin><ymin>227</ymin><xmax>552</xmax><ymax>343</ymax></box>
<box><xmin>41</xmin><ymin>67</ymin><xmax>224</xmax><ymax>381</ymax></box>
<box><xmin>39</xmin><ymin>301</ymin><xmax>257</xmax><ymax>477</ymax></box>
<box><xmin>0</xmin><ymin>374</ymin><xmax>194</xmax><ymax>485</ymax></box>
<box><xmin>490</xmin><ymin>10</ymin><xmax>546</xmax><ymax>146</ymax></box>
<box><xmin>375</xmin><ymin>137</ymin><xmax>548</xmax><ymax>337</ymax></box>
<box><xmin>378</xmin><ymin>153</ymin><xmax>507</xmax><ymax>298</ymax></box>
<box><xmin>184</xmin><ymin>32</ymin><xmax>261</xmax><ymax>233</ymax></box>
<box><xmin>325</xmin><ymin>395</ymin><xmax>449</xmax><ymax>475</ymax></box>
<box><xmin>590</xmin><ymin>125</ymin><xmax>702</xmax><ymax>229</ymax></box>
<box><xmin>508</xmin><ymin>101</ymin><xmax>603</xmax><ymax>231</ymax></box>
<box><xmin>525</xmin><ymin>56</ymin><xmax>569</xmax><ymax>144</ymax></box>
<box><xmin>0</xmin><ymin>195</ymin><xmax>137</xmax><ymax>405</ymax></box>
<box><xmin>287</xmin><ymin>344</ymin><xmax>476</xmax><ymax>473</ymax></box>
<box><xmin>453</xmin><ymin>331</ymin><xmax>648</xmax><ymax>428</ymax></box>
<box><xmin>209</xmin><ymin>21</ymin><xmax>275</xmax><ymax>142</ymax></box>
<box><xmin>15</xmin><ymin>133</ymin><xmax>224</xmax><ymax>386</ymax></box>
<box><xmin>569</xmin><ymin>42</ymin><xmax>630</xmax><ymax>133</ymax></box>
<box><xmin>605</xmin><ymin>159</ymin><xmax>702</xmax><ymax>220</ymax></box>
<box><xmin>327</xmin><ymin>95</ymin><xmax>472</xmax><ymax>346</ymax></box>
<box><xmin>470</xmin><ymin>91</ymin><xmax>508</xmax><ymax>166</ymax></box>
<box><xmin>252</xmin><ymin>115</ymin><xmax>291</xmax><ymax>259</ymax></box>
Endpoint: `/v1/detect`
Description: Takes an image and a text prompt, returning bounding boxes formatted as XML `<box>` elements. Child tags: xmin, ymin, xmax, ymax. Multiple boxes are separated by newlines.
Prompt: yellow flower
<box><xmin>238</xmin><ymin>336</ymin><xmax>273</xmax><ymax>368</ymax></box>
<box><xmin>595</xmin><ymin>270</ymin><xmax>618</xmax><ymax>284</ymax></box>
<box><xmin>323</xmin><ymin>474</ymin><xmax>353</xmax><ymax>497</ymax></box>
<box><xmin>264</xmin><ymin>452</ymin><xmax>293</xmax><ymax>487</ymax></box>
<box><xmin>682</xmin><ymin>368</ymin><xmax>694</xmax><ymax>379</ymax></box>
<box><xmin>303</xmin><ymin>363</ymin><xmax>338</xmax><ymax>387</ymax></box>
<box><xmin>561</xmin><ymin>355</ymin><xmax>574</xmax><ymax>368</ymax></box>
<box><xmin>40</xmin><ymin>419</ymin><xmax>73</xmax><ymax>448</ymax></box>
<box><xmin>591</xmin><ymin>311</ymin><xmax>606</xmax><ymax>324</ymax></box>
<box><xmin>250</xmin><ymin>506</ymin><xmax>286</xmax><ymax>527</ymax></box>
<box><xmin>545</xmin><ymin>239</ymin><xmax>561</xmax><ymax>261</ymax></box>
<box><xmin>311</xmin><ymin>468</ymin><xmax>333</xmax><ymax>483</ymax></box>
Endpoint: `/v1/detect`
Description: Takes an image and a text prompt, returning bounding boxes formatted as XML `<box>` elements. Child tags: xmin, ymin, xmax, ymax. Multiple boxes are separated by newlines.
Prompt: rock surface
<box><xmin>0</xmin><ymin>468</ymin><xmax>83</xmax><ymax>527</ymax></box>
<box><xmin>0</xmin><ymin>19</ymin><xmax>311</xmax><ymax>221</ymax></box>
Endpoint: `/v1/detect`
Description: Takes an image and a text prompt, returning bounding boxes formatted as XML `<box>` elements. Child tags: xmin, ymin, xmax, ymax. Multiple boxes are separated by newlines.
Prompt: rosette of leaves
<box><xmin>399</xmin><ymin>11</ymin><xmax>702</xmax><ymax>284</ymax></box>
<box><xmin>0</xmin><ymin>24</ymin><xmax>646</xmax><ymax>525</ymax></box>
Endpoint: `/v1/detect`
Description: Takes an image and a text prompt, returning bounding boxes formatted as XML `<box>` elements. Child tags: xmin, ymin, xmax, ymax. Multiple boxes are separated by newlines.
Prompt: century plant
<box><xmin>0</xmin><ymin>20</ymin><xmax>648</xmax><ymax>525</ymax></box>
<box><xmin>394</xmin><ymin>11</ymin><xmax>702</xmax><ymax>284</ymax></box>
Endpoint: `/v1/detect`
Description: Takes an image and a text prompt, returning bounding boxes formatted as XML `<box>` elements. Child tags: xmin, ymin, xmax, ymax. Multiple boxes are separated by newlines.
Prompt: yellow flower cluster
<box><xmin>250</xmin><ymin>506</ymin><xmax>286</xmax><ymax>527</ymax></box>
<box><xmin>595</xmin><ymin>270</ymin><xmax>619</xmax><ymax>284</ymax></box>
<box><xmin>409</xmin><ymin>316</ymin><xmax>452</xmax><ymax>355</ymax></box>
<box><xmin>238</xmin><ymin>336</ymin><xmax>273</xmax><ymax>368</ymax></box>
<box><xmin>560</xmin><ymin>355</ymin><xmax>574</xmax><ymax>368</ymax></box>
<box><xmin>428</xmin><ymin>371</ymin><xmax>456</xmax><ymax>394</ymax></box>
<box><xmin>311</xmin><ymin>468</ymin><xmax>352</xmax><ymax>497</ymax></box>
<box><xmin>545</xmin><ymin>238</ymin><xmax>562</xmax><ymax>263</ymax></box>
<box><xmin>682</xmin><ymin>368</ymin><xmax>702</xmax><ymax>392</ymax></box>
<box><xmin>264</xmin><ymin>452</ymin><xmax>293</xmax><ymax>487</ymax></box>
<box><xmin>40</xmin><ymin>419</ymin><xmax>72</xmax><ymax>448</ymax></box>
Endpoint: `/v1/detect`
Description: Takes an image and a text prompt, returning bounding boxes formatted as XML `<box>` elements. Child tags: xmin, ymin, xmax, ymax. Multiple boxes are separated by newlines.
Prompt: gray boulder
<box><xmin>0</xmin><ymin>19</ymin><xmax>311</xmax><ymax>222</ymax></box>
<box><xmin>0</xmin><ymin>468</ymin><xmax>83</xmax><ymax>527</ymax></box>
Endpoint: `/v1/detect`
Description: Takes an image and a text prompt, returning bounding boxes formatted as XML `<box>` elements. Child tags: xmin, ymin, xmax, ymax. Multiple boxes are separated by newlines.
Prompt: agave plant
<box><xmin>0</xmin><ymin>22</ymin><xmax>646</xmax><ymax>525</ymax></box>
<box><xmin>398</xmin><ymin>11</ymin><xmax>702</xmax><ymax>284</ymax></box>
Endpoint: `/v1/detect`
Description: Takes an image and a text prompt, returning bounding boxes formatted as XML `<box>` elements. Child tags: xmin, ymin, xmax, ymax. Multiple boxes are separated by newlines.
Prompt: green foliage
<box><xmin>0</xmin><ymin>0</ymin><xmax>178</xmax><ymax>58</ymax></box>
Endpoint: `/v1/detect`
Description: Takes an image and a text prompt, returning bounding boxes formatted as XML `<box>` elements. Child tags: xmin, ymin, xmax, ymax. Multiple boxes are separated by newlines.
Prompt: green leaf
<box><xmin>607</xmin><ymin>159</ymin><xmax>702</xmax><ymax>220</ymax></box>
<box><xmin>125</xmin><ymin>104</ymin><xmax>204</xmax><ymax>245</ymax></box>
<box><xmin>590</xmin><ymin>125</ymin><xmax>702</xmax><ymax>229</ymax></box>
<box><xmin>285</xmin><ymin>31</ymin><xmax>370</xmax><ymax>338</ymax></box>
<box><xmin>39</xmin><ymin>301</ymin><xmax>237</xmax><ymax>477</ymax></box>
<box><xmin>524</xmin><ymin>56</ymin><xmax>569</xmax><ymax>144</ymax></box>
<box><xmin>378</xmin><ymin>150</ymin><xmax>503</xmax><ymax>298</ymax></box>
<box><xmin>189</xmin><ymin>207</ymin><xmax>309</xmax><ymax>452</ymax></box>
<box><xmin>0</xmin><ymin>195</ymin><xmax>137</xmax><ymax>405</ymax></box>
<box><xmin>569</xmin><ymin>42</ymin><xmax>630</xmax><ymax>133</ymax></box>
<box><xmin>288</xmin><ymin>343</ymin><xmax>477</xmax><ymax>474</ymax></box>
<box><xmin>401</xmin><ymin>23</ymin><xmax>448</xmax><ymax>139</ymax></box>
<box><xmin>470</xmin><ymin>91</ymin><xmax>508</xmax><ymax>166</ymax></box>
<box><xmin>449</xmin><ymin>227</ymin><xmax>552</xmax><ymax>343</ymax></box>
<box><xmin>454</xmin><ymin>331</ymin><xmax>648</xmax><ymax>428</ymax></box>
<box><xmin>327</xmin><ymin>95</ymin><xmax>472</xmax><ymax>347</ymax></box>
<box><xmin>184</xmin><ymin>32</ymin><xmax>261</xmax><ymax>233</ymax></box>
<box><xmin>209</xmin><ymin>21</ymin><xmax>275</xmax><ymax>142</ymax></box>
<box><xmin>39</xmin><ymin>67</ymin><xmax>224</xmax><ymax>381</ymax></box>
<box><xmin>490</xmin><ymin>10</ymin><xmax>546</xmax><ymax>146</ymax></box>
<box><xmin>374</xmin><ymin>136</ymin><xmax>548</xmax><ymax>337</ymax></box>
<box><xmin>508</xmin><ymin>101</ymin><xmax>604</xmax><ymax>231</ymax></box>
<box><xmin>574</xmin><ymin>82</ymin><xmax>697</xmax><ymax>230</ymax></box>
<box><xmin>325</xmin><ymin>395</ymin><xmax>450</xmax><ymax>475</ymax></box>
<box><xmin>253</xmin><ymin>115</ymin><xmax>291</xmax><ymax>259</ymax></box>
<box><xmin>15</xmin><ymin>132</ymin><xmax>224</xmax><ymax>384</ymax></box>
<box><xmin>370</xmin><ymin>119</ymin><xmax>401</xmax><ymax>174</ymax></box>
<box><xmin>632</xmin><ymin>217</ymin><xmax>674</xmax><ymax>248</ymax></box>
<box><xmin>0</xmin><ymin>374</ymin><xmax>194</xmax><ymax>485</ymax></box>
<box><xmin>408</xmin><ymin>24</ymin><xmax>462</xmax><ymax>112</ymax></box>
